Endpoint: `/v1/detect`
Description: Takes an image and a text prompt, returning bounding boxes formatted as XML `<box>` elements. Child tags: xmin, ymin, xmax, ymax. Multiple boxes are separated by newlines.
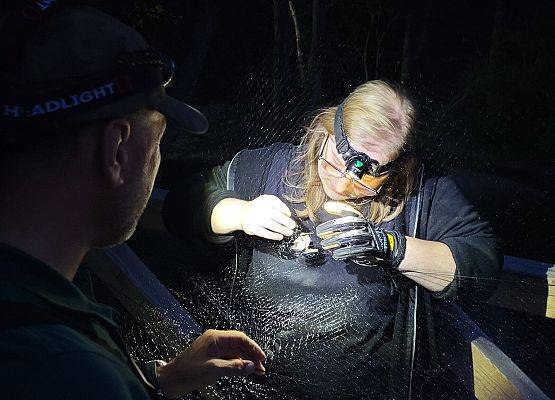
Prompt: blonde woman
<box><xmin>165</xmin><ymin>80</ymin><xmax>502</xmax><ymax>399</ymax></box>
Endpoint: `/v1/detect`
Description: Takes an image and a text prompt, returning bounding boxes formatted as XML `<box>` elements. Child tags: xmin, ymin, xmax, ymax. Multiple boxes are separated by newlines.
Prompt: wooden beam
<box><xmin>85</xmin><ymin>243</ymin><xmax>201</xmax><ymax>337</ymax></box>
<box><xmin>436</xmin><ymin>303</ymin><xmax>548</xmax><ymax>400</ymax></box>
<box><xmin>487</xmin><ymin>256</ymin><xmax>555</xmax><ymax>319</ymax></box>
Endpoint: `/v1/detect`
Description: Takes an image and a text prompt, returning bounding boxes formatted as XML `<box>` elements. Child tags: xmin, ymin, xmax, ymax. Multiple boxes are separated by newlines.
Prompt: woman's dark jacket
<box><xmin>164</xmin><ymin>143</ymin><xmax>502</xmax><ymax>400</ymax></box>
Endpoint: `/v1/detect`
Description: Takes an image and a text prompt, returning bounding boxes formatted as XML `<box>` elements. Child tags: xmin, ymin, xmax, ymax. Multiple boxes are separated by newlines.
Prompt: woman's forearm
<box><xmin>210</xmin><ymin>198</ymin><xmax>247</xmax><ymax>235</ymax></box>
<box><xmin>398</xmin><ymin>237</ymin><xmax>456</xmax><ymax>292</ymax></box>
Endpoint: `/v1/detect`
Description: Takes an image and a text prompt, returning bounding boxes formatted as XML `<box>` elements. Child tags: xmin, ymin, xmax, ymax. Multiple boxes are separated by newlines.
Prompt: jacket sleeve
<box><xmin>163</xmin><ymin>143</ymin><xmax>293</xmax><ymax>245</ymax></box>
<box><xmin>163</xmin><ymin>160</ymin><xmax>238</xmax><ymax>245</ymax></box>
<box><xmin>424</xmin><ymin>175</ymin><xmax>503</xmax><ymax>301</ymax></box>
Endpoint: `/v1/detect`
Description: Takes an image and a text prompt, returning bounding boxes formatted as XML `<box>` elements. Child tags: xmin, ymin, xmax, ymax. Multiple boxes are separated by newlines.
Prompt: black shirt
<box><xmin>164</xmin><ymin>142</ymin><xmax>502</xmax><ymax>399</ymax></box>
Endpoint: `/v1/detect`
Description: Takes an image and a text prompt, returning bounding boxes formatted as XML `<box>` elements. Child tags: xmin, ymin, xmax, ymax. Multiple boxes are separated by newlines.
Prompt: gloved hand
<box><xmin>315</xmin><ymin>216</ymin><xmax>406</xmax><ymax>269</ymax></box>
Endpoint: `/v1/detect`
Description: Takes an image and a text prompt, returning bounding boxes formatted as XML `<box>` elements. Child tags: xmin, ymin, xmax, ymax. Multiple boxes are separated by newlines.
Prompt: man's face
<box><xmin>96</xmin><ymin>110</ymin><xmax>167</xmax><ymax>247</ymax></box>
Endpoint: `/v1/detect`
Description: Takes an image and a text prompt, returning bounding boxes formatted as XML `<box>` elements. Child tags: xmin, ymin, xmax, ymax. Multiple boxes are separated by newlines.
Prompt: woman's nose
<box><xmin>336</xmin><ymin>178</ymin><xmax>352</xmax><ymax>194</ymax></box>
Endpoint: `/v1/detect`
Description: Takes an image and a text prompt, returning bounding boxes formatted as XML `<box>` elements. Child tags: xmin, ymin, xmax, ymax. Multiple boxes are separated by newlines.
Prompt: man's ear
<box><xmin>100</xmin><ymin>118</ymin><xmax>131</xmax><ymax>187</ymax></box>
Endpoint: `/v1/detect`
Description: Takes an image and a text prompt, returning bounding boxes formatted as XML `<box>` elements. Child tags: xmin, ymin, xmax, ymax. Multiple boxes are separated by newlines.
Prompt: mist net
<box><xmin>107</xmin><ymin>48</ymin><xmax>554</xmax><ymax>400</ymax></box>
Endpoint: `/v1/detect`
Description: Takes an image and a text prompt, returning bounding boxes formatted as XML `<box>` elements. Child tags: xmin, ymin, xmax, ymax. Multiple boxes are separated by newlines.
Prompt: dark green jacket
<box><xmin>0</xmin><ymin>243</ymin><xmax>152</xmax><ymax>400</ymax></box>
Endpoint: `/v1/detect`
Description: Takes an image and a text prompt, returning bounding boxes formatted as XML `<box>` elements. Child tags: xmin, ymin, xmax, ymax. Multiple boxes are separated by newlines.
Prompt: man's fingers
<box><xmin>214</xmin><ymin>330</ymin><xmax>266</xmax><ymax>362</ymax></box>
<box><xmin>209</xmin><ymin>359</ymin><xmax>256</xmax><ymax>378</ymax></box>
<box><xmin>254</xmin><ymin>361</ymin><xmax>266</xmax><ymax>375</ymax></box>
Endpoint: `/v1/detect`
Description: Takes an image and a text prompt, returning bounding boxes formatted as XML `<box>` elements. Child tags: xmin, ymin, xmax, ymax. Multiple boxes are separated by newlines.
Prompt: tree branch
<box><xmin>288</xmin><ymin>0</ymin><xmax>306</xmax><ymax>83</ymax></box>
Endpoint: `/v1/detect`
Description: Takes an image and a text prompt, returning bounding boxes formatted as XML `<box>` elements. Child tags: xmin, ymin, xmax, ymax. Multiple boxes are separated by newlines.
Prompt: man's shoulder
<box><xmin>0</xmin><ymin>324</ymin><xmax>148</xmax><ymax>399</ymax></box>
<box><xmin>1</xmin><ymin>322</ymin><xmax>100</xmax><ymax>353</ymax></box>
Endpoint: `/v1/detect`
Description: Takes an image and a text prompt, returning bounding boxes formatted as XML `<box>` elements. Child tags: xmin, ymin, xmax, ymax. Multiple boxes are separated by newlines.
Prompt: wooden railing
<box><xmin>487</xmin><ymin>256</ymin><xmax>554</xmax><ymax>319</ymax></box>
<box><xmin>436</xmin><ymin>303</ymin><xmax>548</xmax><ymax>399</ymax></box>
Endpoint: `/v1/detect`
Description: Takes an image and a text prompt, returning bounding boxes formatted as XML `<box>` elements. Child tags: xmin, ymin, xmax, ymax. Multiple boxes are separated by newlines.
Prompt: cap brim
<box><xmin>157</xmin><ymin>96</ymin><xmax>208</xmax><ymax>135</ymax></box>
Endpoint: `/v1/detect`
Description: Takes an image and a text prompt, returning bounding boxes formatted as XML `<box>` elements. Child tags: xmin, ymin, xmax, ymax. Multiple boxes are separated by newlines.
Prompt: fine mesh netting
<box><xmin>118</xmin><ymin>244</ymin><xmax>398</xmax><ymax>399</ymax></box>
<box><xmin>107</xmin><ymin>48</ymin><xmax>555</xmax><ymax>400</ymax></box>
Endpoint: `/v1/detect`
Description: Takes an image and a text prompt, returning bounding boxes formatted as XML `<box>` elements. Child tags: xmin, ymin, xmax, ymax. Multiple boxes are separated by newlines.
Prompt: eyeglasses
<box><xmin>317</xmin><ymin>135</ymin><xmax>393</xmax><ymax>196</ymax></box>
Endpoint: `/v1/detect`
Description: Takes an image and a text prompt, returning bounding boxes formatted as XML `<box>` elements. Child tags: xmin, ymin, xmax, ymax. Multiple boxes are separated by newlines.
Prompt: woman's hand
<box><xmin>238</xmin><ymin>195</ymin><xmax>297</xmax><ymax>240</ymax></box>
<box><xmin>211</xmin><ymin>195</ymin><xmax>296</xmax><ymax>240</ymax></box>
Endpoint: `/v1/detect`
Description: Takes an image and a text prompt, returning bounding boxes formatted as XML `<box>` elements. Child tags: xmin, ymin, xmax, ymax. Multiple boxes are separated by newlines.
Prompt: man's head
<box><xmin>90</xmin><ymin>109</ymin><xmax>167</xmax><ymax>247</ymax></box>
<box><xmin>0</xmin><ymin>5</ymin><xmax>206</xmax><ymax>248</ymax></box>
<box><xmin>1</xmin><ymin>5</ymin><xmax>208</xmax><ymax>132</ymax></box>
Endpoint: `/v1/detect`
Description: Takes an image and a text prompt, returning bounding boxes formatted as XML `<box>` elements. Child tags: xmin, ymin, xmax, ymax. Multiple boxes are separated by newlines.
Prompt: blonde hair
<box><xmin>285</xmin><ymin>80</ymin><xmax>418</xmax><ymax>223</ymax></box>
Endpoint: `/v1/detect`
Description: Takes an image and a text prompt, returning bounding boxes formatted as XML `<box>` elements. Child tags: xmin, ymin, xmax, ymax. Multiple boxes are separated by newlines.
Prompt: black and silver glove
<box><xmin>315</xmin><ymin>216</ymin><xmax>406</xmax><ymax>269</ymax></box>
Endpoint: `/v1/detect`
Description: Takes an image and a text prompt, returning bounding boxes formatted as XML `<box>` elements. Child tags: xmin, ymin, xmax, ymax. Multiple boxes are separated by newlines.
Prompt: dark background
<box><xmin>51</xmin><ymin>0</ymin><xmax>554</xmax><ymax>174</ymax></box>
<box><xmin>71</xmin><ymin>0</ymin><xmax>555</xmax><ymax>262</ymax></box>
<box><xmin>1</xmin><ymin>1</ymin><xmax>553</xmax><ymax>185</ymax></box>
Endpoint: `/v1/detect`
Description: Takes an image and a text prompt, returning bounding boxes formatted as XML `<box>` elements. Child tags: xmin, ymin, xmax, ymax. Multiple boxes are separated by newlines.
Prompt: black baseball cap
<box><xmin>0</xmin><ymin>4</ymin><xmax>208</xmax><ymax>135</ymax></box>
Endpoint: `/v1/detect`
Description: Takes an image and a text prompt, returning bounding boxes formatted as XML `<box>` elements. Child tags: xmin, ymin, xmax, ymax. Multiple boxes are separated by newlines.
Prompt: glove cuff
<box><xmin>385</xmin><ymin>230</ymin><xmax>406</xmax><ymax>270</ymax></box>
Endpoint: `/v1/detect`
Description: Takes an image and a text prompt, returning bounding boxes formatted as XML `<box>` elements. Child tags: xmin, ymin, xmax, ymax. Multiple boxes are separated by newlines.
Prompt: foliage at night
<box><xmin>66</xmin><ymin>1</ymin><xmax>554</xmax><ymax>176</ymax></box>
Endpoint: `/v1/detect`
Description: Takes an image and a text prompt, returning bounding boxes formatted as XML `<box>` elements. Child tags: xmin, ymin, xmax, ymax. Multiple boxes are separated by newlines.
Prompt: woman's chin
<box><xmin>323</xmin><ymin>185</ymin><xmax>375</xmax><ymax>202</ymax></box>
<box><xmin>323</xmin><ymin>185</ymin><xmax>347</xmax><ymax>201</ymax></box>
